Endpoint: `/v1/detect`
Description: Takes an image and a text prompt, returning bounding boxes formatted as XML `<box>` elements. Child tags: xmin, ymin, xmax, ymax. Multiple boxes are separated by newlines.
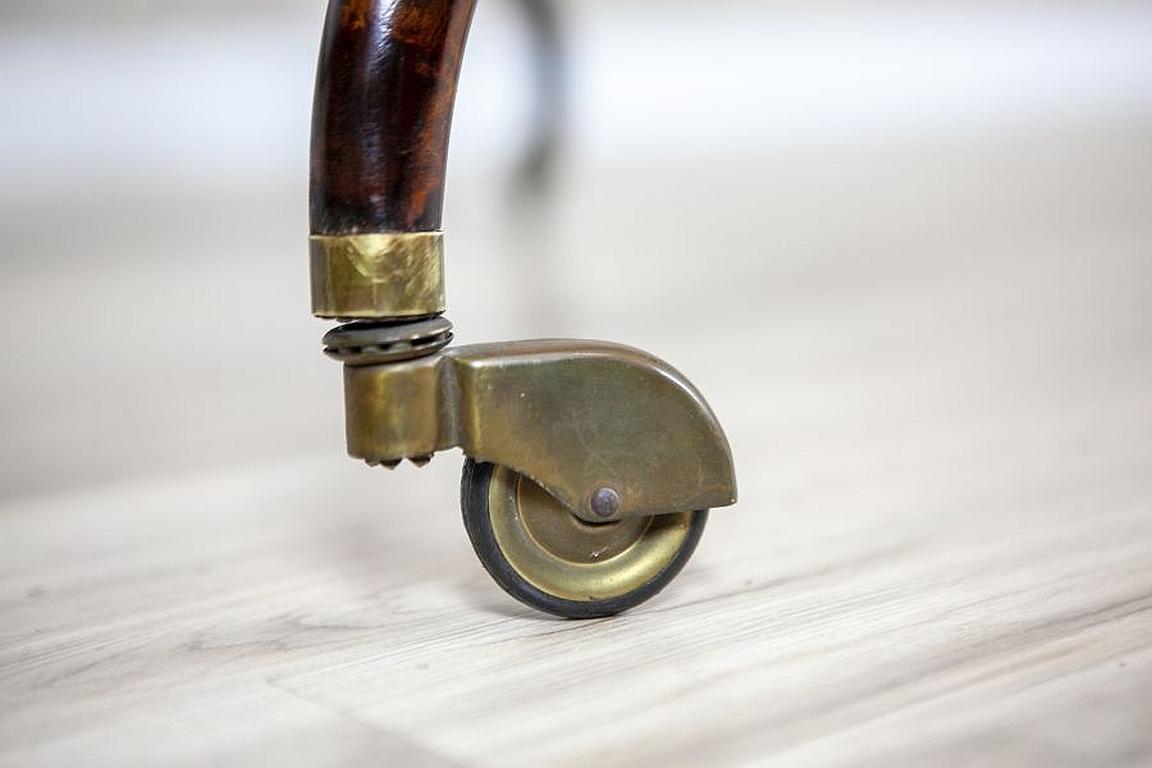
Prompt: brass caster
<box><xmin>306</xmin><ymin>0</ymin><xmax>735</xmax><ymax>619</ymax></box>
<box><xmin>461</xmin><ymin>460</ymin><xmax>708</xmax><ymax>619</ymax></box>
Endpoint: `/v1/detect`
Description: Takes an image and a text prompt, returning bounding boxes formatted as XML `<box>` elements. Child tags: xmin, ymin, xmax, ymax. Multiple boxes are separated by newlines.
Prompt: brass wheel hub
<box><xmin>486</xmin><ymin>465</ymin><xmax>697</xmax><ymax>602</ymax></box>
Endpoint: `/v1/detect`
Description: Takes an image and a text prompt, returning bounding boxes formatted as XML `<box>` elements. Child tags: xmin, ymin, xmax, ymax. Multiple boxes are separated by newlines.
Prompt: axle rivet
<box><xmin>591</xmin><ymin>487</ymin><xmax>620</xmax><ymax>518</ymax></box>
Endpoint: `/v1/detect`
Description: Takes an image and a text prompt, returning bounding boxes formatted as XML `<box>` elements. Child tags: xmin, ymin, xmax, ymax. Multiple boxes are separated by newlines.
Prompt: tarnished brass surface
<box><xmin>310</xmin><ymin>233</ymin><xmax>445</xmax><ymax>319</ymax></box>
<box><xmin>344</xmin><ymin>355</ymin><xmax>454</xmax><ymax>462</ymax></box>
<box><xmin>343</xmin><ymin>339</ymin><xmax>737</xmax><ymax>522</ymax></box>
<box><xmin>487</xmin><ymin>464</ymin><xmax>698</xmax><ymax>602</ymax></box>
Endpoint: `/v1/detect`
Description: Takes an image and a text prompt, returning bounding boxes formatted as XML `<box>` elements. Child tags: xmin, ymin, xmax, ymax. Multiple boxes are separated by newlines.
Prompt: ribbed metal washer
<box><xmin>322</xmin><ymin>316</ymin><xmax>453</xmax><ymax>365</ymax></box>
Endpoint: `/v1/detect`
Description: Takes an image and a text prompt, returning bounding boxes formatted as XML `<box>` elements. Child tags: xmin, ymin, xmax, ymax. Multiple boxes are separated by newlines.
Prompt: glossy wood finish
<box><xmin>310</xmin><ymin>0</ymin><xmax>478</xmax><ymax>235</ymax></box>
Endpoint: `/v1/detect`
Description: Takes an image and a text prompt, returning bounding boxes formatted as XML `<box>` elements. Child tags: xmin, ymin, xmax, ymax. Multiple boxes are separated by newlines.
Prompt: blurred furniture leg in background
<box><xmin>510</xmin><ymin>0</ymin><xmax>566</xmax><ymax>200</ymax></box>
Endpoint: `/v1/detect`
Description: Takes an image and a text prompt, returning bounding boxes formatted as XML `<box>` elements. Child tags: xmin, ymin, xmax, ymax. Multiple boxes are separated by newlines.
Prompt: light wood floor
<box><xmin>1</xmin><ymin>123</ymin><xmax>1151</xmax><ymax>766</ymax></box>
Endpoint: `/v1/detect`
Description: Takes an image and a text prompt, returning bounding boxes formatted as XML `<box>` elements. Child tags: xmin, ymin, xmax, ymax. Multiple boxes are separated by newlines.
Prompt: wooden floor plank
<box><xmin>2</xmin><ymin>123</ymin><xmax>1150</xmax><ymax>765</ymax></box>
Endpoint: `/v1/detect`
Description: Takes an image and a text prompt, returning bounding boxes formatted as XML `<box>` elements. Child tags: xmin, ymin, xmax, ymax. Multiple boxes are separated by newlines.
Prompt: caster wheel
<box><xmin>461</xmin><ymin>459</ymin><xmax>708</xmax><ymax>618</ymax></box>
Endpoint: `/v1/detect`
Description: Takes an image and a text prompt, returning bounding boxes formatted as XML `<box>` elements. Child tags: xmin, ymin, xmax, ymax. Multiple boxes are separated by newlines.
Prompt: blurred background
<box><xmin>2</xmin><ymin>0</ymin><xmax>1149</xmax><ymax>503</ymax></box>
<box><xmin>3</xmin><ymin>1</ymin><xmax>1152</xmax><ymax>764</ymax></box>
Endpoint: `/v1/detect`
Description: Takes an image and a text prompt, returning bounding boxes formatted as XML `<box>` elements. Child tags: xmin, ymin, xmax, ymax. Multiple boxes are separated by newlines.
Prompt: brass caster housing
<box><xmin>340</xmin><ymin>339</ymin><xmax>737</xmax><ymax>525</ymax></box>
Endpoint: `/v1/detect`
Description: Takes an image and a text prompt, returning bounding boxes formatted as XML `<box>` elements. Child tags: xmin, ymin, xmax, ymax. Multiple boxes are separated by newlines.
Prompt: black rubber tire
<box><xmin>460</xmin><ymin>459</ymin><xmax>708</xmax><ymax>619</ymax></box>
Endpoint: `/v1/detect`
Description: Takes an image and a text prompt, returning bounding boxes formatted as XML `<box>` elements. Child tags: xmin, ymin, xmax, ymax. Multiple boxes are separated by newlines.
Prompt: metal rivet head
<box><xmin>590</xmin><ymin>487</ymin><xmax>621</xmax><ymax>518</ymax></box>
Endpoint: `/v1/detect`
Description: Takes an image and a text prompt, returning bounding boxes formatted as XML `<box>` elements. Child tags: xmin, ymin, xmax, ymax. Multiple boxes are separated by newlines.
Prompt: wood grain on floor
<box><xmin>1</xmin><ymin>124</ymin><xmax>1150</xmax><ymax>766</ymax></box>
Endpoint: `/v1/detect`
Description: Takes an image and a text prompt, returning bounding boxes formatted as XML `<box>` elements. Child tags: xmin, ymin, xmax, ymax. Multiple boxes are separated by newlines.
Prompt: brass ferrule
<box><xmin>310</xmin><ymin>232</ymin><xmax>445</xmax><ymax>319</ymax></box>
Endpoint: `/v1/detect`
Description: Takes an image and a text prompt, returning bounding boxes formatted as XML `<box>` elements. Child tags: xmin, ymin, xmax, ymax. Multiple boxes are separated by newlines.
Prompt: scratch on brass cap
<box><xmin>310</xmin><ymin>232</ymin><xmax>445</xmax><ymax>319</ymax></box>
